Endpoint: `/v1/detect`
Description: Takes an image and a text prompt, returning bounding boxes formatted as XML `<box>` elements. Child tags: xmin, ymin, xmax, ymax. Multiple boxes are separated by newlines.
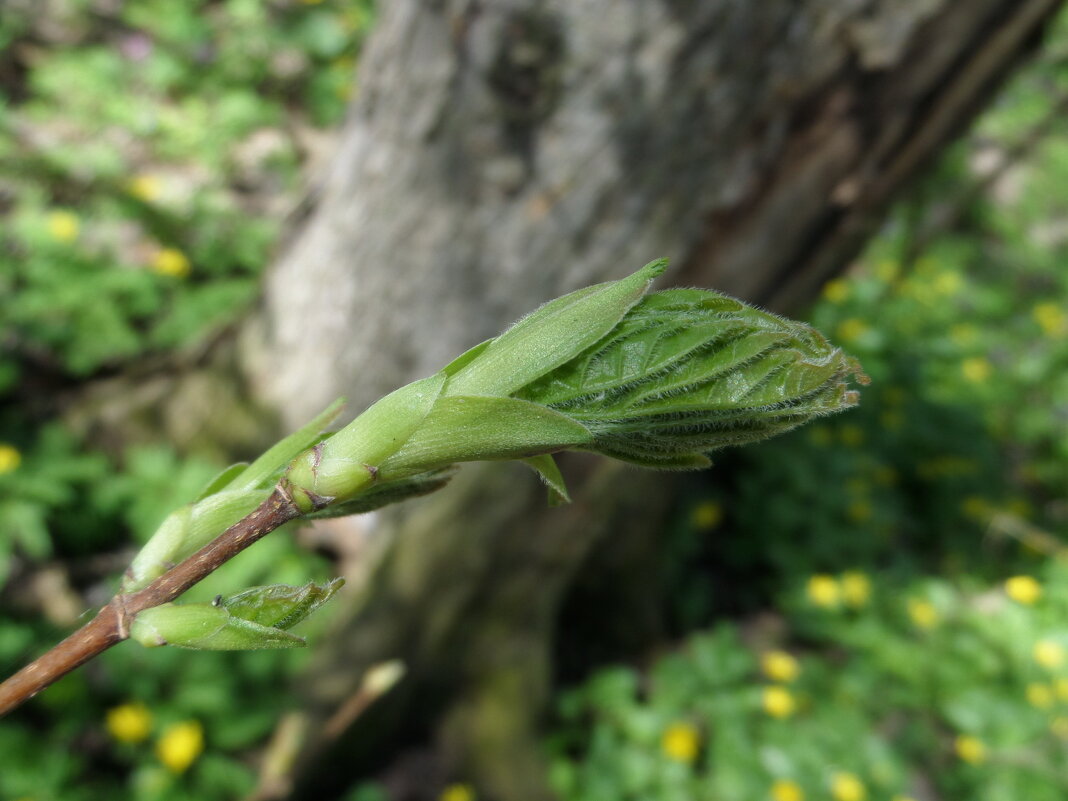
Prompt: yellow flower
<box><xmin>761</xmin><ymin>651</ymin><xmax>800</xmax><ymax>683</ymax></box>
<box><xmin>823</xmin><ymin>279</ymin><xmax>850</xmax><ymax>304</ymax></box>
<box><xmin>1006</xmin><ymin>497</ymin><xmax>1030</xmax><ymax>518</ymax></box>
<box><xmin>1033</xmin><ymin>302</ymin><xmax>1066</xmax><ymax>337</ymax></box>
<box><xmin>127</xmin><ymin>174</ymin><xmax>162</xmax><ymax>202</ymax></box>
<box><xmin>831</xmin><ymin>772</ymin><xmax>866</xmax><ymax>801</ymax></box>
<box><xmin>106</xmin><ymin>702</ymin><xmax>152</xmax><ymax>744</ymax></box>
<box><xmin>841</xmin><ymin>571</ymin><xmax>871</xmax><ymax>608</ymax></box>
<box><xmin>661</xmin><ymin>721</ymin><xmax>700</xmax><ymax>764</ymax></box>
<box><xmin>1051</xmin><ymin>717</ymin><xmax>1068</xmax><ymax>740</ymax></box>
<box><xmin>961</xmin><ymin>496</ymin><xmax>990</xmax><ymax>521</ymax></box>
<box><xmin>156</xmin><ymin>720</ymin><xmax>204</xmax><ymax>773</ymax></box>
<box><xmin>1033</xmin><ymin>639</ymin><xmax>1065</xmax><ymax>670</ymax></box>
<box><xmin>47</xmin><ymin>210</ymin><xmax>80</xmax><ymax>243</ymax></box>
<box><xmin>874</xmin><ymin>259</ymin><xmax>899</xmax><ymax>282</ymax></box>
<box><xmin>836</xmin><ymin>318</ymin><xmax>869</xmax><ymax>344</ymax></box>
<box><xmin>691</xmin><ymin>500</ymin><xmax>723</xmax><ymax>531</ymax></box>
<box><xmin>763</xmin><ymin>686</ymin><xmax>797</xmax><ymax>719</ymax></box>
<box><xmin>807</xmin><ymin>575</ymin><xmax>841</xmax><ymax>608</ymax></box>
<box><xmin>440</xmin><ymin>784</ymin><xmax>475</xmax><ymax>801</ymax></box>
<box><xmin>960</xmin><ymin>357</ymin><xmax>991</xmax><ymax>384</ymax></box>
<box><xmin>932</xmin><ymin>271</ymin><xmax>963</xmax><ymax>296</ymax></box>
<box><xmin>879</xmin><ymin>410</ymin><xmax>903</xmax><ymax>430</ymax></box>
<box><xmin>954</xmin><ymin>734</ymin><xmax>986</xmax><ymax>765</ymax></box>
<box><xmin>809</xmin><ymin>426</ymin><xmax>832</xmax><ymax>447</ymax></box>
<box><xmin>949</xmin><ymin>323</ymin><xmax>977</xmax><ymax>346</ymax></box>
<box><xmin>846</xmin><ymin>500</ymin><xmax>872</xmax><ymax>523</ymax></box>
<box><xmin>1026</xmin><ymin>682</ymin><xmax>1054</xmax><ymax>709</ymax></box>
<box><xmin>151</xmin><ymin>247</ymin><xmax>192</xmax><ymax>278</ymax></box>
<box><xmin>838</xmin><ymin>424</ymin><xmax>864</xmax><ymax>448</ymax></box>
<box><xmin>771</xmin><ymin>779</ymin><xmax>804</xmax><ymax>801</ymax></box>
<box><xmin>1004</xmin><ymin>575</ymin><xmax>1041</xmax><ymax>605</ymax></box>
<box><xmin>882</xmin><ymin>386</ymin><xmax>906</xmax><ymax>406</ymax></box>
<box><xmin>872</xmin><ymin>465</ymin><xmax>897</xmax><ymax>487</ymax></box>
<box><xmin>907</xmin><ymin>599</ymin><xmax>938</xmax><ymax>630</ymax></box>
<box><xmin>0</xmin><ymin>443</ymin><xmax>21</xmax><ymax>474</ymax></box>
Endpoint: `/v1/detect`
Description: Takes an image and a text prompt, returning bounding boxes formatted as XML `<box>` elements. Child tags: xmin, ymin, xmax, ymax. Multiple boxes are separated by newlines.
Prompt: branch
<box><xmin>0</xmin><ymin>487</ymin><xmax>299</xmax><ymax>718</ymax></box>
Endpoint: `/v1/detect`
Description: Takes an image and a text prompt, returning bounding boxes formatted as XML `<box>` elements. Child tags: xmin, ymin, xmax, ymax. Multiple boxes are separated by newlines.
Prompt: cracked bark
<box><xmin>243</xmin><ymin>2</ymin><xmax>1063</xmax><ymax>798</ymax></box>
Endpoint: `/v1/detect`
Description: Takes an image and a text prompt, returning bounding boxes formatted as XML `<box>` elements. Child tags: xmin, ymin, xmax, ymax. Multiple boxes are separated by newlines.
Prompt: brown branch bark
<box><xmin>0</xmin><ymin>487</ymin><xmax>299</xmax><ymax>718</ymax></box>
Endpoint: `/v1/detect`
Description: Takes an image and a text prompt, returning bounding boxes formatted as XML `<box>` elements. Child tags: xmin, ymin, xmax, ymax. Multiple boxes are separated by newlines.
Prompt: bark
<box><xmin>243</xmin><ymin>1</ymin><xmax>1062</xmax><ymax>798</ymax></box>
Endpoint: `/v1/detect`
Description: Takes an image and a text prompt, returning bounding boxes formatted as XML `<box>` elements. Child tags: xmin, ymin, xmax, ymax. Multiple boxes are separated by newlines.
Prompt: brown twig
<box><xmin>0</xmin><ymin>487</ymin><xmax>300</xmax><ymax>718</ymax></box>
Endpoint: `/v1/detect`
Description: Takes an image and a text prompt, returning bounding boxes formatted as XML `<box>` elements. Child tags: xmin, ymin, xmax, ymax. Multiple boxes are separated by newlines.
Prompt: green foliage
<box><xmin>0</xmin><ymin>4</ymin><xmax>370</xmax><ymax>798</ymax></box>
<box><xmin>548</xmin><ymin>564</ymin><xmax>1068</xmax><ymax>801</ymax></box>
<box><xmin>543</xmin><ymin>33</ymin><xmax>1068</xmax><ymax>801</ymax></box>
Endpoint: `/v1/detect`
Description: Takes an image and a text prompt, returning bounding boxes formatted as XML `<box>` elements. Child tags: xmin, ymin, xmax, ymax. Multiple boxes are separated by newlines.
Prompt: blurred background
<box><xmin>1</xmin><ymin>1</ymin><xmax>1067</xmax><ymax>800</ymax></box>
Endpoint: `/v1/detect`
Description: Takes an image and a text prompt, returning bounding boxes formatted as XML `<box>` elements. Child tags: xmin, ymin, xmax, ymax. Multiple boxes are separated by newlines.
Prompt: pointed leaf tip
<box><xmin>640</xmin><ymin>258</ymin><xmax>669</xmax><ymax>279</ymax></box>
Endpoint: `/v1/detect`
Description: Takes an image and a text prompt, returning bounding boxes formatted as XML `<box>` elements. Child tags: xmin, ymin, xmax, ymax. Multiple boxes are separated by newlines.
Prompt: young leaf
<box><xmin>444</xmin><ymin>259</ymin><xmax>667</xmax><ymax>397</ymax></box>
<box><xmin>516</xmin><ymin>285</ymin><xmax>866</xmax><ymax>467</ymax></box>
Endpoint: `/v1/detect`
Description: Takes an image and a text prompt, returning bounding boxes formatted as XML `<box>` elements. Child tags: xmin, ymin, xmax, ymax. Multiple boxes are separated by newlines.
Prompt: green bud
<box><xmin>444</xmin><ymin>259</ymin><xmax>666</xmax><ymax>397</ymax></box>
<box><xmin>283</xmin><ymin>374</ymin><xmax>446</xmax><ymax>511</ymax></box>
<box><xmin>129</xmin><ymin>602</ymin><xmax>306</xmax><ymax>650</ymax></box>
<box><xmin>129</xmin><ymin>579</ymin><xmax>343</xmax><ymax>651</ymax></box>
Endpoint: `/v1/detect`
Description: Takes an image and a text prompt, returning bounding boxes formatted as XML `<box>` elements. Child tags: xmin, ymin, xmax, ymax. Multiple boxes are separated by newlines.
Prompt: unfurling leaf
<box><xmin>515</xmin><ymin>287</ymin><xmax>867</xmax><ymax>466</ymax></box>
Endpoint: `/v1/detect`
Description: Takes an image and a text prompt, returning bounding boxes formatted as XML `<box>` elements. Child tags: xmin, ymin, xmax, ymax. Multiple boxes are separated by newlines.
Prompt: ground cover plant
<box><xmin>0</xmin><ymin>2</ymin><xmax>373</xmax><ymax>798</ymax></box>
<box><xmin>1</xmin><ymin>3</ymin><xmax>1067</xmax><ymax>801</ymax></box>
<box><xmin>534</xmin><ymin>31</ymin><xmax>1068</xmax><ymax>801</ymax></box>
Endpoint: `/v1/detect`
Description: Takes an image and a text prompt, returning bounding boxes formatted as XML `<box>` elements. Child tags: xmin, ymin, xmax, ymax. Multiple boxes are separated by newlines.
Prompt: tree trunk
<box><xmin>242</xmin><ymin>1</ymin><xmax>1062</xmax><ymax>798</ymax></box>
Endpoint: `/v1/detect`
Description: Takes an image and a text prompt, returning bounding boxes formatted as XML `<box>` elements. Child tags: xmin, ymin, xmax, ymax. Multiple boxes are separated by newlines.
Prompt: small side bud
<box><xmin>283</xmin><ymin>374</ymin><xmax>446</xmax><ymax>511</ymax></box>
